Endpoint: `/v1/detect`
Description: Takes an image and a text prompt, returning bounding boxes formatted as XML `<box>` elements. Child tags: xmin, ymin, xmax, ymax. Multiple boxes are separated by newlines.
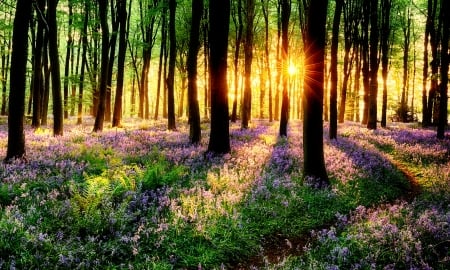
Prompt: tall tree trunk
<box><xmin>5</xmin><ymin>0</ymin><xmax>32</xmax><ymax>161</ymax></box>
<box><xmin>274</xmin><ymin>1</ymin><xmax>281</xmax><ymax>121</ymax></box>
<box><xmin>113</xmin><ymin>0</ymin><xmax>128</xmax><ymax>128</ymax></box>
<box><xmin>167</xmin><ymin>0</ymin><xmax>177</xmax><ymax>130</ymax></box>
<box><xmin>303</xmin><ymin>0</ymin><xmax>329</xmax><ymax>186</ymax></box>
<box><xmin>400</xmin><ymin>7</ymin><xmax>411</xmax><ymax>122</ymax></box>
<box><xmin>361</xmin><ymin>1</ymin><xmax>370</xmax><ymax>125</ymax></box>
<box><xmin>208</xmin><ymin>0</ymin><xmax>231</xmax><ymax>154</ymax></box>
<box><xmin>106</xmin><ymin>2</ymin><xmax>119</xmax><ymax>123</ymax></box>
<box><xmin>231</xmin><ymin>0</ymin><xmax>243</xmax><ymax>123</ymax></box>
<box><xmin>427</xmin><ymin>0</ymin><xmax>439</xmax><ymax>125</ymax></box>
<box><xmin>155</xmin><ymin>6</ymin><xmax>167</xmax><ymax>120</ymax></box>
<box><xmin>78</xmin><ymin>0</ymin><xmax>90</xmax><ymax>125</ymax></box>
<box><xmin>329</xmin><ymin>0</ymin><xmax>343</xmax><ymax>139</ymax></box>
<box><xmin>367</xmin><ymin>0</ymin><xmax>379</xmax><ymax>130</ymax></box>
<box><xmin>93</xmin><ymin>0</ymin><xmax>110</xmax><ymax>132</ymax></box>
<box><xmin>63</xmin><ymin>0</ymin><xmax>74</xmax><ymax>120</ymax></box>
<box><xmin>48</xmin><ymin>0</ymin><xmax>63</xmax><ymax>136</ymax></box>
<box><xmin>437</xmin><ymin>0</ymin><xmax>449</xmax><ymax>139</ymax></box>
<box><xmin>380</xmin><ymin>0</ymin><xmax>391</xmax><ymax>127</ymax></box>
<box><xmin>279</xmin><ymin>0</ymin><xmax>290</xmax><ymax>137</ymax></box>
<box><xmin>261</xmin><ymin>0</ymin><xmax>273</xmax><ymax>122</ymax></box>
<box><xmin>241</xmin><ymin>0</ymin><xmax>255</xmax><ymax>129</ymax></box>
<box><xmin>422</xmin><ymin>0</ymin><xmax>432</xmax><ymax>126</ymax></box>
<box><xmin>187</xmin><ymin>0</ymin><xmax>203</xmax><ymax>144</ymax></box>
<box><xmin>31</xmin><ymin>0</ymin><xmax>46</xmax><ymax>129</ymax></box>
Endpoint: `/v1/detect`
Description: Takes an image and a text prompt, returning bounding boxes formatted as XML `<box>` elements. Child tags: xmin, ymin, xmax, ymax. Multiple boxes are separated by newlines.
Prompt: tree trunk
<box><xmin>241</xmin><ymin>0</ymin><xmax>255</xmax><ymax>129</ymax></box>
<box><xmin>380</xmin><ymin>0</ymin><xmax>392</xmax><ymax>128</ymax></box>
<box><xmin>400</xmin><ymin>7</ymin><xmax>411</xmax><ymax>123</ymax></box>
<box><xmin>31</xmin><ymin>0</ymin><xmax>46</xmax><ymax>129</ymax></box>
<box><xmin>329</xmin><ymin>0</ymin><xmax>343</xmax><ymax>139</ymax></box>
<box><xmin>5</xmin><ymin>0</ymin><xmax>32</xmax><ymax>161</ymax></box>
<box><xmin>231</xmin><ymin>0</ymin><xmax>243</xmax><ymax>123</ymax></box>
<box><xmin>279</xmin><ymin>0</ymin><xmax>290</xmax><ymax>137</ymax></box>
<box><xmin>113</xmin><ymin>0</ymin><xmax>128</xmax><ymax>128</ymax></box>
<box><xmin>187</xmin><ymin>0</ymin><xmax>203</xmax><ymax>144</ymax></box>
<box><xmin>303</xmin><ymin>0</ymin><xmax>329</xmax><ymax>187</ymax></box>
<box><xmin>437</xmin><ymin>0</ymin><xmax>449</xmax><ymax>139</ymax></box>
<box><xmin>167</xmin><ymin>0</ymin><xmax>177</xmax><ymax>130</ymax></box>
<box><xmin>367</xmin><ymin>0</ymin><xmax>379</xmax><ymax>130</ymax></box>
<box><xmin>93</xmin><ymin>0</ymin><xmax>110</xmax><ymax>132</ymax></box>
<box><xmin>208</xmin><ymin>0</ymin><xmax>231</xmax><ymax>154</ymax></box>
<box><xmin>63</xmin><ymin>0</ymin><xmax>74</xmax><ymax>120</ymax></box>
<box><xmin>361</xmin><ymin>1</ymin><xmax>370</xmax><ymax>125</ymax></box>
<box><xmin>48</xmin><ymin>0</ymin><xmax>64</xmax><ymax>136</ymax></box>
<box><xmin>262</xmin><ymin>0</ymin><xmax>273</xmax><ymax>122</ymax></box>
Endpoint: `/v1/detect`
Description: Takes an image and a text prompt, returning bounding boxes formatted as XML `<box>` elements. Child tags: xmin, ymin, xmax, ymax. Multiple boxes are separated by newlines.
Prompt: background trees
<box><xmin>0</xmin><ymin>0</ymin><xmax>448</xmax><ymax>159</ymax></box>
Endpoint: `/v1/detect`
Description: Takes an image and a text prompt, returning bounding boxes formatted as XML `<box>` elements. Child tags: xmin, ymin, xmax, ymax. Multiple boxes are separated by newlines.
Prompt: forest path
<box><xmin>234</xmin><ymin>141</ymin><xmax>423</xmax><ymax>270</ymax></box>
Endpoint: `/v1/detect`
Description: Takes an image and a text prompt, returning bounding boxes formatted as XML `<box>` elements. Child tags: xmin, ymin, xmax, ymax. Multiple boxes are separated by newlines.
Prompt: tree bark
<box><xmin>380</xmin><ymin>0</ymin><xmax>392</xmax><ymax>127</ymax></box>
<box><xmin>329</xmin><ymin>0</ymin><xmax>343</xmax><ymax>139</ymax></box>
<box><xmin>303</xmin><ymin>0</ymin><xmax>329</xmax><ymax>186</ymax></box>
<box><xmin>167</xmin><ymin>0</ymin><xmax>177</xmax><ymax>130</ymax></box>
<box><xmin>113</xmin><ymin>0</ymin><xmax>128</xmax><ymax>128</ymax></box>
<box><xmin>93</xmin><ymin>0</ymin><xmax>110</xmax><ymax>132</ymax></box>
<box><xmin>208</xmin><ymin>0</ymin><xmax>231</xmax><ymax>154</ymax></box>
<box><xmin>242</xmin><ymin>0</ymin><xmax>255</xmax><ymax>129</ymax></box>
<box><xmin>48</xmin><ymin>0</ymin><xmax>64</xmax><ymax>136</ymax></box>
<box><xmin>187</xmin><ymin>0</ymin><xmax>203</xmax><ymax>144</ymax></box>
<box><xmin>5</xmin><ymin>0</ymin><xmax>32</xmax><ymax>161</ymax></box>
<box><xmin>279</xmin><ymin>0</ymin><xmax>290</xmax><ymax>137</ymax></box>
<box><xmin>367</xmin><ymin>0</ymin><xmax>379</xmax><ymax>130</ymax></box>
<box><xmin>437</xmin><ymin>0</ymin><xmax>449</xmax><ymax>139</ymax></box>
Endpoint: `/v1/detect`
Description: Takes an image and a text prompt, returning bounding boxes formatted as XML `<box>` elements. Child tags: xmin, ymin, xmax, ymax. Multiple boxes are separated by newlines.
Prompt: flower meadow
<box><xmin>0</xmin><ymin>118</ymin><xmax>448</xmax><ymax>269</ymax></box>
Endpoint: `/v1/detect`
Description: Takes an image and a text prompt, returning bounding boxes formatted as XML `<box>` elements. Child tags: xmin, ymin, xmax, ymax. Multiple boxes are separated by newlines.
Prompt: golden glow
<box><xmin>288</xmin><ymin>63</ymin><xmax>297</xmax><ymax>76</ymax></box>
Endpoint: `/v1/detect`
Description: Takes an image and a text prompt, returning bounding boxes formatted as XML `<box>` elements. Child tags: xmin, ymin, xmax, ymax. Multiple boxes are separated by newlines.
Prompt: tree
<box><xmin>207</xmin><ymin>0</ymin><xmax>231</xmax><ymax>154</ymax></box>
<box><xmin>367</xmin><ymin>0</ymin><xmax>380</xmax><ymax>130</ymax></box>
<box><xmin>380</xmin><ymin>0</ymin><xmax>392</xmax><ymax>127</ymax></box>
<box><xmin>5</xmin><ymin>0</ymin><xmax>32</xmax><ymax>161</ymax></box>
<box><xmin>241</xmin><ymin>0</ymin><xmax>255</xmax><ymax>129</ymax></box>
<box><xmin>93</xmin><ymin>0</ymin><xmax>110</xmax><ymax>132</ymax></box>
<box><xmin>279</xmin><ymin>0</ymin><xmax>290</xmax><ymax>137</ymax></box>
<box><xmin>230</xmin><ymin>0</ymin><xmax>243</xmax><ymax>123</ymax></box>
<box><xmin>48</xmin><ymin>0</ymin><xmax>64</xmax><ymax>136</ymax></box>
<box><xmin>437</xmin><ymin>0</ymin><xmax>449</xmax><ymax>139</ymax></box>
<box><xmin>112</xmin><ymin>0</ymin><xmax>129</xmax><ymax>128</ymax></box>
<box><xmin>329</xmin><ymin>0</ymin><xmax>344</xmax><ymax>139</ymax></box>
<box><xmin>303</xmin><ymin>0</ymin><xmax>329</xmax><ymax>186</ymax></box>
<box><xmin>187</xmin><ymin>0</ymin><xmax>203</xmax><ymax>144</ymax></box>
<box><xmin>167</xmin><ymin>0</ymin><xmax>176</xmax><ymax>130</ymax></box>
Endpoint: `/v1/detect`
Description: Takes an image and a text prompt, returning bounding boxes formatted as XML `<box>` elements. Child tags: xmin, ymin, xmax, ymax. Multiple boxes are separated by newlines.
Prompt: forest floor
<box><xmin>0</xmin><ymin>117</ymin><xmax>448</xmax><ymax>269</ymax></box>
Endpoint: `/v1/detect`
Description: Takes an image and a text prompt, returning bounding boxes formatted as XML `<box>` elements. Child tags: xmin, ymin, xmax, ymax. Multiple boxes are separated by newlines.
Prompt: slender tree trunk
<box><xmin>279</xmin><ymin>0</ymin><xmax>290</xmax><ymax>137</ymax></box>
<box><xmin>93</xmin><ymin>0</ymin><xmax>110</xmax><ymax>132</ymax></box>
<box><xmin>187</xmin><ymin>0</ymin><xmax>203</xmax><ymax>144</ymax></box>
<box><xmin>167</xmin><ymin>0</ymin><xmax>177</xmax><ymax>130</ymax></box>
<box><xmin>303</xmin><ymin>0</ymin><xmax>329</xmax><ymax>186</ymax></box>
<box><xmin>400</xmin><ymin>8</ymin><xmax>411</xmax><ymax>122</ymax></box>
<box><xmin>361</xmin><ymin>1</ymin><xmax>370</xmax><ymax>125</ymax></box>
<box><xmin>422</xmin><ymin>0</ymin><xmax>432</xmax><ymax>126</ymax></box>
<box><xmin>6</xmin><ymin>0</ymin><xmax>32</xmax><ymax>161</ymax></box>
<box><xmin>329</xmin><ymin>0</ymin><xmax>343</xmax><ymax>139</ymax></box>
<box><xmin>241</xmin><ymin>0</ymin><xmax>255</xmax><ymax>129</ymax></box>
<box><xmin>367</xmin><ymin>0</ymin><xmax>379</xmax><ymax>130</ymax></box>
<box><xmin>380</xmin><ymin>0</ymin><xmax>391</xmax><ymax>127</ymax></box>
<box><xmin>48</xmin><ymin>0</ymin><xmax>64</xmax><ymax>136</ymax></box>
<box><xmin>155</xmin><ymin>7</ymin><xmax>167</xmax><ymax>120</ymax></box>
<box><xmin>262</xmin><ymin>0</ymin><xmax>273</xmax><ymax>122</ymax></box>
<box><xmin>63</xmin><ymin>1</ymin><xmax>74</xmax><ymax>120</ymax></box>
<box><xmin>437</xmin><ymin>0</ymin><xmax>449</xmax><ymax>139</ymax></box>
<box><xmin>208</xmin><ymin>0</ymin><xmax>231</xmax><ymax>154</ymax></box>
<box><xmin>113</xmin><ymin>0</ymin><xmax>128</xmax><ymax>128</ymax></box>
<box><xmin>231</xmin><ymin>0</ymin><xmax>243</xmax><ymax>123</ymax></box>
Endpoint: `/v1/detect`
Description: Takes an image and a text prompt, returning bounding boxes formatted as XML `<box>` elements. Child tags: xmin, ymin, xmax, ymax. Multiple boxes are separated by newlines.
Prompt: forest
<box><xmin>0</xmin><ymin>0</ymin><xmax>449</xmax><ymax>269</ymax></box>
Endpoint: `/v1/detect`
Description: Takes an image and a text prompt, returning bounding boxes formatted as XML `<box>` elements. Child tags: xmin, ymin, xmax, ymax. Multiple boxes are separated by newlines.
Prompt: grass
<box><xmin>0</xmin><ymin>119</ymin><xmax>448</xmax><ymax>269</ymax></box>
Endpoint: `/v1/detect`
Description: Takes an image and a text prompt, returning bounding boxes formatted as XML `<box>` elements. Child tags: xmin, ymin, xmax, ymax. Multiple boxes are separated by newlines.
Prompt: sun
<box><xmin>288</xmin><ymin>63</ymin><xmax>297</xmax><ymax>76</ymax></box>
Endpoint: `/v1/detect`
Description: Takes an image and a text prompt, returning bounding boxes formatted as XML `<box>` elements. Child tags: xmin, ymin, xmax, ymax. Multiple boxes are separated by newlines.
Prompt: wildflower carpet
<box><xmin>0</xmin><ymin>118</ymin><xmax>448</xmax><ymax>269</ymax></box>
